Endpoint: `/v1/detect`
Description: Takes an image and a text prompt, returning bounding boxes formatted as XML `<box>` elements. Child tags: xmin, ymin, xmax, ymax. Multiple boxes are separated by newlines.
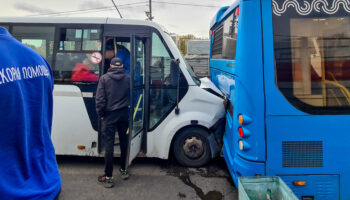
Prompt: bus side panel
<box><xmin>280</xmin><ymin>175</ymin><xmax>339</xmax><ymax>199</ymax></box>
<box><xmin>262</xmin><ymin>0</ymin><xmax>348</xmax><ymax>199</ymax></box>
<box><xmin>210</xmin><ymin>68</ymin><xmax>236</xmax><ymax>160</ymax></box>
<box><xmin>233</xmin><ymin>0</ymin><xmax>265</xmax><ymax>162</ymax></box>
<box><xmin>265</xmin><ymin>115</ymin><xmax>348</xmax><ymax>199</ymax></box>
<box><xmin>52</xmin><ymin>85</ymin><xmax>98</xmax><ymax>156</ymax></box>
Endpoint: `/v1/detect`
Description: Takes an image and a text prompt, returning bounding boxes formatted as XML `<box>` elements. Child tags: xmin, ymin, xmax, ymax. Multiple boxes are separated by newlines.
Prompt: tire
<box><xmin>173</xmin><ymin>127</ymin><xmax>211</xmax><ymax>167</ymax></box>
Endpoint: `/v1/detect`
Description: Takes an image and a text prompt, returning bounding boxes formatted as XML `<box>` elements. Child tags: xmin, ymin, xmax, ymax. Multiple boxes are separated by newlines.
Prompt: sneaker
<box><xmin>97</xmin><ymin>175</ymin><xmax>115</xmax><ymax>188</ymax></box>
<box><xmin>119</xmin><ymin>168</ymin><xmax>129</xmax><ymax>180</ymax></box>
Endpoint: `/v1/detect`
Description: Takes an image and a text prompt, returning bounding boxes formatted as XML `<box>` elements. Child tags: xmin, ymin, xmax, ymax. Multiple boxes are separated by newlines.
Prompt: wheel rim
<box><xmin>183</xmin><ymin>136</ymin><xmax>204</xmax><ymax>159</ymax></box>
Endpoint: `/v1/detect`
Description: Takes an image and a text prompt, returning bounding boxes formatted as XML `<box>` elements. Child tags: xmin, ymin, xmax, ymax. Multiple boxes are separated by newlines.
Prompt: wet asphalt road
<box><xmin>57</xmin><ymin>156</ymin><xmax>238</xmax><ymax>200</ymax></box>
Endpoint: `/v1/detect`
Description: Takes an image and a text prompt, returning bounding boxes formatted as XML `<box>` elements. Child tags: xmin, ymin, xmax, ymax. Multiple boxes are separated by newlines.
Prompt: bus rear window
<box><xmin>273</xmin><ymin>0</ymin><xmax>350</xmax><ymax>114</ymax></box>
<box><xmin>211</xmin><ymin>7</ymin><xmax>239</xmax><ymax>60</ymax></box>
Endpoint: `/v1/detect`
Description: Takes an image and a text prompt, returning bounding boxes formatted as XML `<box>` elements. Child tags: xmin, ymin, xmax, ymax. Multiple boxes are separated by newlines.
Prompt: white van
<box><xmin>0</xmin><ymin>17</ymin><xmax>225</xmax><ymax>167</ymax></box>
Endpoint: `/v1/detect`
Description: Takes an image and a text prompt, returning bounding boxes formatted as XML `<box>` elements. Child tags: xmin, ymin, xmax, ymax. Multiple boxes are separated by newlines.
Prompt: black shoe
<box><xmin>119</xmin><ymin>168</ymin><xmax>129</xmax><ymax>180</ymax></box>
<box><xmin>97</xmin><ymin>175</ymin><xmax>115</xmax><ymax>188</ymax></box>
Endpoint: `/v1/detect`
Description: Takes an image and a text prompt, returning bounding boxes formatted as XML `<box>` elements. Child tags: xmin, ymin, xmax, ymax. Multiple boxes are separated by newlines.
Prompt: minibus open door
<box><xmin>125</xmin><ymin>35</ymin><xmax>148</xmax><ymax>168</ymax></box>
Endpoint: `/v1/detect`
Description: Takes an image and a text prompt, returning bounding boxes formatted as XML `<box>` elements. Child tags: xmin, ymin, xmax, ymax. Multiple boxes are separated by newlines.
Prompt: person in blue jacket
<box><xmin>0</xmin><ymin>26</ymin><xmax>61</xmax><ymax>199</ymax></box>
<box><xmin>104</xmin><ymin>39</ymin><xmax>131</xmax><ymax>74</ymax></box>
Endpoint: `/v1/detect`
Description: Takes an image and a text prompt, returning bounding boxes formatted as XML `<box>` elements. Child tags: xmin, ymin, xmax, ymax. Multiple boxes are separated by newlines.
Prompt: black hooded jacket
<box><xmin>96</xmin><ymin>67</ymin><xmax>130</xmax><ymax>117</ymax></box>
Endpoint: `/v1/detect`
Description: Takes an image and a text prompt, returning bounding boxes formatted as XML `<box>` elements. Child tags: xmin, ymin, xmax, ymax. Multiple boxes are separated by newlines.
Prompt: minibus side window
<box><xmin>54</xmin><ymin>28</ymin><xmax>101</xmax><ymax>83</ymax></box>
<box><xmin>273</xmin><ymin>0</ymin><xmax>350</xmax><ymax>113</ymax></box>
<box><xmin>211</xmin><ymin>7</ymin><xmax>239</xmax><ymax>61</ymax></box>
<box><xmin>12</xmin><ymin>26</ymin><xmax>55</xmax><ymax>66</ymax></box>
<box><xmin>83</xmin><ymin>29</ymin><xmax>101</xmax><ymax>51</ymax></box>
<box><xmin>149</xmin><ymin>32</ymin><xmax>188</xmax><ymax>129</ymax></box>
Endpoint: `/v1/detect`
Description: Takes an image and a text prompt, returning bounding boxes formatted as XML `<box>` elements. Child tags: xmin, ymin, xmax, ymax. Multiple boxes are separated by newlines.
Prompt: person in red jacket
<box><xmin>71</xmin><ymin>62</ymin><xmax>99</xmax><ymax>82</ymax></box>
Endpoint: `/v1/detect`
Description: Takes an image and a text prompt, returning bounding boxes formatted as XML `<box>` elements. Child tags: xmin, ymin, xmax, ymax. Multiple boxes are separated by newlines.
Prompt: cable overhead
<box><xmin>27</xmin><ymin>2</ymin><xmax>147</xmax><ymax>17</ymax></box>
<box><xmin>111</xmin><ymin>0</ymin><xmax>123</xmax><ymax>18</ymax></box>
<box><xmin>152</xmin><ymin>1</ymin><xmax>220</xmax><ymax>8</ymax></box>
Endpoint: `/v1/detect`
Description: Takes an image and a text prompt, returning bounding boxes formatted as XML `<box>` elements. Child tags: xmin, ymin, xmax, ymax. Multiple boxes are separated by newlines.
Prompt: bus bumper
<box><xmin>222</xmin><ymin>139</ymin><xmax>265</xmax><ymax>187</ymax></box>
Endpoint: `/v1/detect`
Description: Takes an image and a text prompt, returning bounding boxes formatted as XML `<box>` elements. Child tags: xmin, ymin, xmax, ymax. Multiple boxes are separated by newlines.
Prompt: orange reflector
<box><xmin>77</xmin><ymin>145</ymin><xmax>86</xmax><ymax>150</ymax></box>
<box><xmin>293</xmin><ymin>181</ymin><xmax>307</xmax><ymax>186</ymax></box>
<box><xmin>238</xmin><ymin>114</ymin><xmax>244</xmax><ymax>125</ymax></box>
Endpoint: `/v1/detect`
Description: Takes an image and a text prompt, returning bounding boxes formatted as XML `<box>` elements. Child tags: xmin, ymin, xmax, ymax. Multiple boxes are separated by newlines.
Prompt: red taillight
<box><xmin>235</xmin><ymin>7</ymin><xmax>239</xmax><ymax>16</ymax></box>
<box><xmin>210</xmin><ymin>30</ymin><xmax>213</xmax><ymax>35</ymax></box>
<box><xmin>238</xmin><ymin>127</ymin><xmax>244</xmax><ymax>137</ymax></box>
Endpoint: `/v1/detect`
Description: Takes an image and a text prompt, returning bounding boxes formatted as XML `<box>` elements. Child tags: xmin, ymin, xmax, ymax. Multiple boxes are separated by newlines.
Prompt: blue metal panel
<box><xmin>280</xmin><ymin>175</ymin><xmax>339</xmax><ymax>200</ymax></box>
<box><xmin>210</xmin><ymin>6</ymin><xmax>230</xmax><ymax>30</ymax></box>
<box><xmin>233</xmin><ymin>0</ymin><xmax>265</xmax><ymax>162</ymax></box>
<box><xmin>266</xmin><ymin>115</ymin><xmax>350</xmax><ymax>199</ymax></box>
<box><xmin>261</xmin><ymin>1</ymin><xmax>349</xmax><ymax>199</ymax></box>
<box><xmin>223</xmin><ymin>140</ymin><xmax>265</xmax><ymax>187</ymax></box>
<box><xmin>210</xmin><ymin>60</ymin><xmax>235</xmax><ymax>76</ymax></box>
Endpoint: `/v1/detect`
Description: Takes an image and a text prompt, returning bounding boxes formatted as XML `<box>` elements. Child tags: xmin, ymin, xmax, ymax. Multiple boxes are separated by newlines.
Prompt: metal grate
<box><xmin>282</xmin><ymin>141</ymin><xmax>323</xmax><ymax>167</ymax></box>
<box><xmin>211</xmin><ymin>25</ymin><xmax>223</xmax><ymax>58</ymax></box>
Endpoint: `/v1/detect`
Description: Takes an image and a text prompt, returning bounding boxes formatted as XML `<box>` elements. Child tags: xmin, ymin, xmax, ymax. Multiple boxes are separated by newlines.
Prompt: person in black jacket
<box><xmin>96</xmin><ymin>57</ymin><xmax>130</xmax><ymax>188</ymax></box>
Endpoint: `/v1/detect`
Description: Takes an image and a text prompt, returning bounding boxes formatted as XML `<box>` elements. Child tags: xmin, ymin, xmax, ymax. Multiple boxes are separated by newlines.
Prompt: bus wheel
<box><xmin>173</xmin><ymin>127</ymin><xmax>211</xmax><ymax>167</ymax></box>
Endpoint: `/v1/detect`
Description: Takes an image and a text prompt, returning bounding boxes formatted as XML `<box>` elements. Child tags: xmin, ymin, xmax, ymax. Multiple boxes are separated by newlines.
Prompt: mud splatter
<box><xmin>167</xmin><ymin>166</ymin><xmax>223</xmax><ymax>200</ymax></box>
<box><xmin>178</xmin><ymin>192</ymin><xmax>186</xmax><ymax>198</ymax></box>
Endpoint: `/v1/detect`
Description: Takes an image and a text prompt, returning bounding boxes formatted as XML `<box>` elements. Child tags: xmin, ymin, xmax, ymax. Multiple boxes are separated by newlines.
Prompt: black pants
<box><xmin>102</xmin><ymin>107</ymin><xmax>129</xmax><ymax>177</ymax></box>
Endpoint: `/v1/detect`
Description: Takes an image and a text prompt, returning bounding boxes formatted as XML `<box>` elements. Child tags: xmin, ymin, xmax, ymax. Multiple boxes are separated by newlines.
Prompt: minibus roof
<box><xmin>0</xmin><ymin>17</ymin><xmax>161</xmax><ymax>29</ymax></box>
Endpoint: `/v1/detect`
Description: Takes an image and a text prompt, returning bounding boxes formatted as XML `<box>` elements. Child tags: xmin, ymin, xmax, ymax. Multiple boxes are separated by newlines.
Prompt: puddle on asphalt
<box><xmin>166</xmin><ymin>166</ymin><xmax>224</xmax><ymax>200</ymax></box>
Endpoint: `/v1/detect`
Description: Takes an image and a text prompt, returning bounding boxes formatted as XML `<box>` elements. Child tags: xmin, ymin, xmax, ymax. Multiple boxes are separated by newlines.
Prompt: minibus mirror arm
<box><xmin>175</xmin><ymin>58</ymin><xmax>180</xmax><ymax>115</ymax></box>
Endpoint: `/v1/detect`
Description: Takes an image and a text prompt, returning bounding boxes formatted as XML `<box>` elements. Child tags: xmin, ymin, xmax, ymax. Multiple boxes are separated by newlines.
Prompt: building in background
<box><xmin>185</xmin><ymin>39</ymin><xmax>210</xmax><ymax>78</ymax></box>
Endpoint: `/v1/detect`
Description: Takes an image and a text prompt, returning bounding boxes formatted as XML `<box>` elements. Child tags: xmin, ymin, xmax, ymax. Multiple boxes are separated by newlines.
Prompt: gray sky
<box><xmin>1</xmin><ymin>0</ymin><xmax>233</xmax><ymax>38</ymax></box>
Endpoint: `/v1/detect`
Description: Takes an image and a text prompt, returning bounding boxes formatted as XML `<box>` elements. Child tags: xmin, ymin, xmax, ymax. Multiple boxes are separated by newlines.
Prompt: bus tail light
<box><xmin>210</xmin><ymin>30</ymin><xmax>213</xmax><ymax>35</ymax></box>
<box><xmin>238</xmin><ymin>140</ymin><xmax>250</xmax><ymax>151</ymax></box>
<box><xmin>239</xmin><ymin>140</ymin><xmax>244</xmax><ymax>150</ymax></box>
<box><xmin>238</xmin><ymin>127</ymin><xmax>244</xmax><ymax>137</ymax></box>
<box><xmin>238</xmin><ymin>114</ymin><xmax>252</xmax><ymax>125</ymax></box>
<box><xmin>235</xmin><ymin>7</ymin><xmax>239</xmax><ymax>16</ymax></box>
<box><xmin>238</xmin><ymin>114</ymin><xmax>244</xmax><ymax>125</ymax></box>
<box><xmin>293</xmin><ymin>181</ymin><xmax>307</xmax><ymax>186</ymax></box>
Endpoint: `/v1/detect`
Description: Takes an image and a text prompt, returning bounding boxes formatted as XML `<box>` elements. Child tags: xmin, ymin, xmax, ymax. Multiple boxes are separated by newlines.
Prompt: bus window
<box><xmin>273</xmin><ymin>7</ymin><xmax>350</xmax><ymax>113</ymax></box>
<box><xmin>55</xmin><ymin>28</ymin><xmax>102</xmax><ymax>82</ymax></box>
<box><xmin>12</xmin><ymin>26</ymin><xmax>55</xmax><ymax>65</ymax></box>
<box><xmin>149</xmin><ymin>32</ymin><xmax>188</xmax><ymax>129</ymax></box>
<box><xmin>55</xmin><ymin>52</ymin><xmax>99</xmax><ymax>82</ymax></box>
<box><xmin>82</xmin><ymin>29</ymin><xmax>102</xmax><ymax>51</ymax></box>
<box><xmin>59</xmin><ymin>28</ymin><xmax>82</xmax><ymax>51</ymax></box>
<box><xmin>211</xmin><ymin>7</ymin><xmax>239</xmax><ymax>60</ymax></box>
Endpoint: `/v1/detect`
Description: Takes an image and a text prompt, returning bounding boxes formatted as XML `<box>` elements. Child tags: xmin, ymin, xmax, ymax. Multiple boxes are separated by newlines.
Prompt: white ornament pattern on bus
<box><xmin>272</xmin><ymin>0</ymin><xmax>350</xmax><ymax>16</ymax></box>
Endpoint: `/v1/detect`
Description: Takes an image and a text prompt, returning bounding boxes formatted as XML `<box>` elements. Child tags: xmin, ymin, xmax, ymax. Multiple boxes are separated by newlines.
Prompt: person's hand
<box><xmin>101</xmin><ymin>117</ymin><xmax>104</xmax><ymax>120</ymax></box>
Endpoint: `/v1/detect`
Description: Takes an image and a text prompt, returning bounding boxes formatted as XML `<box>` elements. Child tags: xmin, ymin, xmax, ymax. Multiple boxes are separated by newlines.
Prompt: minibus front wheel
<box><xmin>173</xmin><ymin>127</ymin><xmax>211</xmax><ymax>167</ymax></box>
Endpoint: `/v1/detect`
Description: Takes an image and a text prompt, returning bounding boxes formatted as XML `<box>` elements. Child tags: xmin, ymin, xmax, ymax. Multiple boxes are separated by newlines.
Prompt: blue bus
<box><xmin>209</xmin><ymin>0</ymin><xmax>350</xmax><ymax>199</ymax></box>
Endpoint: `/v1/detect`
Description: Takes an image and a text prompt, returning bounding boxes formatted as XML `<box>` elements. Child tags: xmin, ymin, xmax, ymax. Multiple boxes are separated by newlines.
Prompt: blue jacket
<box><xmin>0</xmin><ymin>27</ymin><xmax>61</xmax><ymax>199</ymax></box>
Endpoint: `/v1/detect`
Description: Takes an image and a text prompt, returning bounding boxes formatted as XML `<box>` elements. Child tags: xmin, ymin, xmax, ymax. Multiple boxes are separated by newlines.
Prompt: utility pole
<box><xmin>146</xmin><ymin>0</ymin><xmax>154</xmax><ymax>21</ymax></box>
<box><xmin>149</xmin><ymin>0</ymin><xmax>153</xmax><ymax>21</ymax></box>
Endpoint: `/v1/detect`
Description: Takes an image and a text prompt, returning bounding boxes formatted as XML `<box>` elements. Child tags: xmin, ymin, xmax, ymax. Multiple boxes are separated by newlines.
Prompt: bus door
<box><xmin>125</xmin><ymin>35</ymin><xmax>149</xmax><ymax>168</ymax></box>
